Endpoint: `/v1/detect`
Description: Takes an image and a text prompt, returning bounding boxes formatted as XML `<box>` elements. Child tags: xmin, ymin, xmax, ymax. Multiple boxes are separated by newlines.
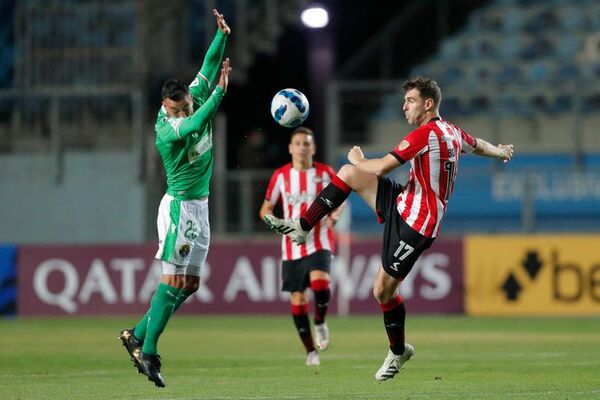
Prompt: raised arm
<box><xmin>259</xmin><ymin>200</ymin><xmax>275</xmax><ymax>222</ymax></box>
<box><xmin>190</xmin><ymin>10</ymin><xmax>230</xmax><ymax>101</ymax></box>
<box><xmin>214</xmin><ymin>8</ymin><xmax>231</xmax><ymax>35</ymax></box>
<box><xmin>177</xmin><ymin>59</ymin><xmax>232</xmax><ymax>139</ymax></box>
<box><xmin>199</xmin><ymin>10</ymin><xmax>230</xmax><ymax>80</ymax></box>
<box><xmin>347</xmin><ymin>146</ymin><xmax>401</xmax><ymax>176</ymax></box>
<box><xmin>473</xmin><ymin>138</ymin><xmax>514</xmax><ymax>163</ymax></box>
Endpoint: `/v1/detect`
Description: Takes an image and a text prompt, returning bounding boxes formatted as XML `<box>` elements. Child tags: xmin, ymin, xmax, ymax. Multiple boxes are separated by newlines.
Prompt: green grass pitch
<box><xmin>1</xmin><ymin>315</ymin><xmax>599</xmax><ymax>399</ymax></box>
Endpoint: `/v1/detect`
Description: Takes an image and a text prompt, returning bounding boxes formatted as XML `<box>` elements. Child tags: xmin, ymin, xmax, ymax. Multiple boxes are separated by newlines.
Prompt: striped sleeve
<box><xmin>265</xmin><ymin>169</ymin><xmax>283</xmax><ymax>205</ymax></box>
<box><xmin>460</xmin><ymin>127</ymin><xmax>477</xmax><ymax>153</ymax></box>
<box><xmin>391</xmin><ymin>126</ymin><xmax>430</xmax><ymax>162</ymax></box>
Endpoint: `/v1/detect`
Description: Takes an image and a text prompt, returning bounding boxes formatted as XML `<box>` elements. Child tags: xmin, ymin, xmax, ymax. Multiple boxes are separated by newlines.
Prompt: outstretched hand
<box><xmin>217</xmin><ymin>58</ymin><xmax>232</xmax><ymax>91</ymax></box>
<box><xmin>347</xmin><ymin>146</ymin><xmax>365</xmax><ymax>165</ymax></box>
<box><xmin>213</xmin><ymin>9</ymin><xmax>231</xmax><ymax>35</ymax></box>
<box><xmin>498</xmin><ymin>143</ymin><xmax>514</xmax><ymax>163</ymax></box>
<box><xmin>325</xmin><ymin>215</ymin><xmax>338</xmax><ymax>229</ymax></box>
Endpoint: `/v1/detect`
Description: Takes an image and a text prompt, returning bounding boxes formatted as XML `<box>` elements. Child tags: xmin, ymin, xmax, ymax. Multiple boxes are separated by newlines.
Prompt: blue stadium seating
<box><xmin>385</xmin><ymin>0</ymin><xmax>600</xmax><ymax>120</ymax></box>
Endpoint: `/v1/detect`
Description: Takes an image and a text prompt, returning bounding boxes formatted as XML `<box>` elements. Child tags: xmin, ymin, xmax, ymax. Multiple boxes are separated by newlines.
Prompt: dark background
<box><xmin>220</xmin><ymin>0</ymin><xmax>488</xmax><ymax>168</ymax></box>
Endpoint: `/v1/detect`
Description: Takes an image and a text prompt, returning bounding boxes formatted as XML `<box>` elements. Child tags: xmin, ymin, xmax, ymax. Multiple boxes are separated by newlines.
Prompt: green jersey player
<box><xmin>119</xmin><ymin>9</ymin><xmax>232</xmax><ymax>388</ymax></box>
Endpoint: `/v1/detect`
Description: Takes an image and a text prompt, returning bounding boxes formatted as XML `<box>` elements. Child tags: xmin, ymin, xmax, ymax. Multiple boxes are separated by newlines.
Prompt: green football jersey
<box><xmin>154</xmin><ymin>30</ymin><xmax>227</xmax><ymax>200</ymax></box>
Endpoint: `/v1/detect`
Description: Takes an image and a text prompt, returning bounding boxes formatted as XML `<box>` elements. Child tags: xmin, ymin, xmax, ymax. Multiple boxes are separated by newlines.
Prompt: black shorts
<box><xmin>376</xmin><ymin>176</ymin><xmax>435</xmax><ymax>280</ymax></box>
<box><xmin>281</xmin><ymin>250</ymin><xmax>332</xmax><ymax>292</ymax></box>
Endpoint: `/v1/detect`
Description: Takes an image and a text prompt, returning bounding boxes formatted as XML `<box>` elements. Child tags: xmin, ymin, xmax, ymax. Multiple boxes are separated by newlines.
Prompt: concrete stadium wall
<box><xmin>0</xmin><ymin>152</ymin><xmax>145</xmax><ymax>244</ymax></box>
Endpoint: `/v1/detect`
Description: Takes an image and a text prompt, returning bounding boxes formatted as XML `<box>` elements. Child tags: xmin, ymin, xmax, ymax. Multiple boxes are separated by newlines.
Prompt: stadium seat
<box><xmin>554</xmin><ymin>33</ymin><xmax>583</xmax><ymax>59</ymax></box>
<box><xmin>468</xmin><ymin>36</ymin><xmax>498</xmax><ymax>59</ymax></box>
<box><xmin>439</xmin><ymin>65</ymin><xmax>464</xmax><ymax>86</ymax></box>
<box><xmin>555</xmin><ymin>63</ymin><xmax>579</xmax><ymax>82</ymax></box>
<box><xmin>524</xmin><ymin>61</ymin><xmax>553</xmax><ymax>83</ymax></box>
<box><xmin>523</xmin><ymin>36</ymin><xmax>555</xmax><ymax>59</ymax></box>
<box><xmin>588</xmin><ymin>5</ymin><xmax>600</xmax><ymax>29</ymax></box>
<box><xmin>528</xmin><ymin>92</ymin><xmax>553</xmax><ymax>114</ymax></box>
<box><xmin>516</xmin><ymin>0</ymin><xmax>556</xmax><ymax>7</ymax></box>
<box><xmin>557</xmin><ymin>6</ymin><xmax>587</xmax><ymax>31</ymax></box>
<box><xmin>582</xmin><ymin>93</ymin><xmax>600</xmax><ymax>114</ymax></box>
<box><xmin>526</xmin><ymin>9</ymin><xmax>560</xmax><ymax>33</ymax></box>
<box><xmin>498</xmin><ymin>64</ymin><xmax>524</xmax><ymax>85</ymax></box>
<box><xmin>497</xmin><ymin>91</ymin><xmax>532</xmax><ymax>117</ymax></box>
<box><xmin>581</xmin><ymin>62</ymin><xmax>600</xmax><ymax>80</ymax></box>
<box><xmin>441</xmin><ymin>96</ymin><xmax>464</xmax><ymax>115</ymax></box>
<box><xmin>439</xmin><ymin>38</ymin><xmax>466</xmax><ymax>60</ymax></box>
<box><xmin>500</xmin><ymin>8</ymin><xmax>528</xmax><ymax>32</ymax></box>
<box><xmin>464</xmin><ymin>62</ymin><xmax>497</xmax><ymax>86</ymax></box>
<box><xmin>498</xmin><ymin>35</ymin><xmax>526</xmax><ymax>59</ymax></box>
<box><xmin>551</xmin><ymin>93</ymin><xmax>574</xmax><ymax>113</ymax></box>
<box><xmin>469</xmin><ymin>94</ymin><xmax>492</xmax><ymax>114</ymax></box>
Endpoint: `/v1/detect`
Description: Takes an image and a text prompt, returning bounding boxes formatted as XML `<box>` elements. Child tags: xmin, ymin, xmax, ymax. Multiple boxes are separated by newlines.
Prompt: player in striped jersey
<box><xmin>118</xmin><ymin>9</ymin><xmax>231</xmax><ymax>388</ymax></box>
<box><xmin>260</xmin><ymin>127</ymin><xmax>343</xmax><ymax>366</ymax></box>
<box><xmin>266</xmin><ymin>77</ymin><xmax>514</xmax><ymax>380</ymax></box>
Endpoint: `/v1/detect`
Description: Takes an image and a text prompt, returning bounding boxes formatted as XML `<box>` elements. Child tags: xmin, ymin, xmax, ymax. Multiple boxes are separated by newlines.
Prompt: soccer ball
<box><xmin>270</xmin><ymin>88</ymin><xmax>310</xmax><ymax>128</ymax></box>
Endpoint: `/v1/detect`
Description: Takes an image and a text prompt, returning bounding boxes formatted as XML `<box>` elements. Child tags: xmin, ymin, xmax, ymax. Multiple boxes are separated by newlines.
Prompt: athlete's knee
<box><xmin>183</xmin><ymin>283</ymin><xmax>200</xmax><ymax>293</ymax></box>
<box><xmin>372</xmin><ymin>285</ymin><xmax>385</xmax><ymax>304</ymax></box>
<box><xmin>161</xmin><ymin>274</ymin><xmax>184</xmax><ymax>289</ymax></box>
<box><xmin>290</xmin><ymin>292</ymin><xmax>308</xmax><ymax>305</ymax></box>
<box><xmin>183</xmin><ymin>276</ymin><xmax>201</xmax><ymax>293</ymax></box>
<box><xmin>372</xmin><ymin>284</ymin><xmax>395</xmax><ymax>304</ymax></box>
<box><xmin>337</xmin><ymin>164</ymin><xmax>359</xmax><ymax>186</ymax></box>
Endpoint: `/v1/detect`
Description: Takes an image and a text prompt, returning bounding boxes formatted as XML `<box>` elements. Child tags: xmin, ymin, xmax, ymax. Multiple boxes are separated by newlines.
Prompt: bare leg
<box><xmin>372</xmin><ymin>265</ymin><xmax>402</xmax><ymax>305</ymax></box>
<box><xmin>336</xmin><ymin>164</ymin><xmax>379</xmax><ymax>212</ymax></box>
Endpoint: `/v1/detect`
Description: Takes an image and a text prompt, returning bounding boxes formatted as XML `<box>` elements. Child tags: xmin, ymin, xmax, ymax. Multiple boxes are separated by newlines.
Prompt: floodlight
<box><xmin>301</xmin><ymin>6</ymin><xmax>329</xmax><ymax>29</ymax></box>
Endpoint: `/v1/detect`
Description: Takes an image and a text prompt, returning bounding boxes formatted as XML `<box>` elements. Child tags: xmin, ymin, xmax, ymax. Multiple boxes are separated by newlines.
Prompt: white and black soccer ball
<box><xmin>270</xmin><ymin>88</ymin><xmax>310</xmax><ymax>128</ymax></box>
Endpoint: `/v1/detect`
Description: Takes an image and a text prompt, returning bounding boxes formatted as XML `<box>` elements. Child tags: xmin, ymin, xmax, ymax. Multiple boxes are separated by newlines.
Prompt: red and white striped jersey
<box><xmin>390</xmin><ymin>117</ymin><xmax>477</xmax><ymax>238</ymax></box>
<box><xmin>265</xmin><ymin>162</ymin><xmax>337</xmax><ymax>261</ymax></box>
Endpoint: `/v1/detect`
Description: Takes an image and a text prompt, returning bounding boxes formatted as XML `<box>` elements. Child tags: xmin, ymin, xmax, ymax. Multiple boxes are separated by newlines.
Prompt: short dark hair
<box><xmin>290</xmin><ymin>126</ymin><xmax>314</xmax><ymax>141</ymax></box>
<box><xmin>402</xmin><ymin>77</ymin><xmax>442</xmax><ymax>107</ymax></box>
<box><xmin>161</xmin><ymin>79</ymin><xmax>189</xmax><ymax>101</ymax></box>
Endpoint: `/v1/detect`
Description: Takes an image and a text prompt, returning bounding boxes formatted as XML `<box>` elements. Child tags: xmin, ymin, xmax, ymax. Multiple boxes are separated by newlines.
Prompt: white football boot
<box><xmin>305</xmin><ymin>350</ymin><xmax>320</xmax><ymax>366</ymax></box>
<box><xmin>374</xmin><ymin>344</ymin><xmax>415</xmax><ymax>381</ymax></box>
<box><xmin>264</xmin><ymin>214</ymin><xmax>309</xmax><ymax>245</ymax></box>
<box><xmin>314</xmin><ymin>322</ymin><xmax>330</xmax><ymax>351</ymax></box>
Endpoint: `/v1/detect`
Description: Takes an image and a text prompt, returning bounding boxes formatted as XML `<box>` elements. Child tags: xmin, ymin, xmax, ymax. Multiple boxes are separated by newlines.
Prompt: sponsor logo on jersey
<box><xmin>398</xmin><ymin>140</ymin><xmax>410</xmax><ymax>151</ymax></box>
<box><xmin>188</xmin><ymin>133</ymin><xmax>213</xmax><ymax>164</ymax></box>
<box><xmin>285</xmin><ymin>192</ymin><xmax>316</xmax><ymax>205</ymax></box>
